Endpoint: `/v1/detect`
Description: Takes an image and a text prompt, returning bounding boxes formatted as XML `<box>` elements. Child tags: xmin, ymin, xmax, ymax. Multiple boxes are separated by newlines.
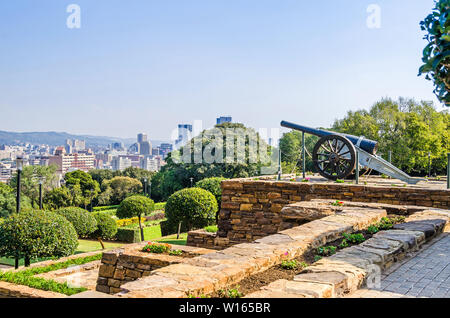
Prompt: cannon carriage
<box><xmin>280</xmin><ymin>121</ymin><xmax>422</xmax><ymax>184</ymax></box>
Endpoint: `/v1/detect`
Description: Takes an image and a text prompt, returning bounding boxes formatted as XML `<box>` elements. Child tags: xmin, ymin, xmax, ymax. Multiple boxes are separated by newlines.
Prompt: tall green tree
<box><xmin>9</xmin><ymin>165</ymin><xmax>59</xmax><ymax>208</ymax></box>
<box><xmin>64</xmin><ymin>170</ymin><xmax>100</xmax><ymax>209</ymax></box>
<box><xmin>279</xmin><ymin>131</ymin><xmax>318</xmax><ymax>174</ymax></box>
<box><xmin>333</xmin><ymin>98</ymin><xmax>449</xmax><ymax>175</ymax></box>
<box><xmin>419</xmin><ymin>0</ymin><xmax>450</xmax><ymax>106</ymax></box>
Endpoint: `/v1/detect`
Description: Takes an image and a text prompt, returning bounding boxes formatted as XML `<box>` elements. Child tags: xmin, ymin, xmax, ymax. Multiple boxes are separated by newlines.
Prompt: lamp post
<box><xmin>143</xmin><ymin>178</ymin><xmax>147</xmax><ymax>196</ymax></box>
<box><xmin>15</xmin><ymin>157</ymin><xmax>24</xmax><ymax>269</ymax></box>
<box><xmin>190</xmin><ymin>177</ymin><xmax>194</xmax><ymax>187</ymax></box>
<box><xmin>15</xmin><ymin>157</ymin><xmax>24</xmax><ymax>214</ymax></box>
<box><xmin>39</xmin><ymin>177</ymin><xmax>44</xmax><ymax>210</ymax></box>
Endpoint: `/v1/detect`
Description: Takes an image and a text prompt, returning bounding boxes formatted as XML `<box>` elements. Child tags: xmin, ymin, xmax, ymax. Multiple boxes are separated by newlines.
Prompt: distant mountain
<box><xmin>0</xmin><ymin>131</ymin><xmax>167</xmax><ymax>148</ymax></box>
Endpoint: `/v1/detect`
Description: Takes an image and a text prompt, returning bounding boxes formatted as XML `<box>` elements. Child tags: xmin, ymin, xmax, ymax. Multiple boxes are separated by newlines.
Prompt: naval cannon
<box><xmin>280</xmin><ymin>121</ymin><xmax>422</xmax><ymax>184</ymax></box>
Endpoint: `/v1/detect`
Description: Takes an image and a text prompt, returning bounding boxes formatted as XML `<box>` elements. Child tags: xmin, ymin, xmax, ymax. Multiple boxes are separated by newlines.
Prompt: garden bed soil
<box><xmin>210</xmin><ymin>250</ymin><xmax>316</xmax><ymax>298</ymax></box>
<box><xmin>210</xmin><ymin>215</ymin><xmax>405</xmax><ymax>298</ymax></box>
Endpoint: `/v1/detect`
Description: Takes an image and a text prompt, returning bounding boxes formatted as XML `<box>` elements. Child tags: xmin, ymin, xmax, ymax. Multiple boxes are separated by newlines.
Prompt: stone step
<box><xmin>245</xmin><ymin>209</ymin><xmax>449</xmax><ymax>299</ymax></box>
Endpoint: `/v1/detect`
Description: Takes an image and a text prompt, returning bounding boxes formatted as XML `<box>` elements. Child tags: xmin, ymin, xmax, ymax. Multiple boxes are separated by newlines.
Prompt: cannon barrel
<box><xmin>280</xmin><ymin>120</ymin><xmax>378</xmax><ymax>155</ymax></box>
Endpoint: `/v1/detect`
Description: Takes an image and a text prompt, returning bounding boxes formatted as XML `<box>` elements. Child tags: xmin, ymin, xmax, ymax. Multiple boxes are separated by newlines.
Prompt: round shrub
<box><xmin>116</xmin><ymin>195</ymin><xmax>155</xmax><ymax>219</ymax></box>
<box><xmin>56</xmin><ymin>207</ymin><xmax>98</xmax><ymax>238</ymax></box>
<box><xmin>93</xmin><ymin>213</ymin><xmax>118</xmax><ymax>240</ymax></box>
<box><xmin>0</xmin><ymin>210</ymin><xmax>78</xmax><ymax>261</ymax></box>
<box><xmin>165</xmin><ymin>188</ymin><xmax>218</xmax><ymax>231</ymax></box>
<box><xmin>195</xmin><ymin>177</ymin><xmax>226</xmax><ymax>205</ymax></box>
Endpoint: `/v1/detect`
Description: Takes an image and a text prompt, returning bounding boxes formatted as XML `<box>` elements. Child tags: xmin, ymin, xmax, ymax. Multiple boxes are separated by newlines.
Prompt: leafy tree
<box><xmin>279</xmin><ymin>131</ymin><xmax>318</xmax><ymax>174</ymax></box>
<box><xmin>116</xmin><ymin>195</ymin><xmax>155</xmax><ymax>241</ymax></box>
<box><xmin>195</xmin><ymin>177</ymin><xmax>226</xmax><ymax>206</ymax></box>
<box><xmin>43</xmin><ymin>187</ymin><xmax>73</xmax><ymax>210</ymax></box>
<box><xmin>89</xmin><ymin>169</ymin><xmax>115</xmax><ymax>186</ymax></box>
<box><xmin>151</xmin><ymin>123</ymin><xmax>272</xmax><ymax>202</ymax></box>
<box><xmin>0</xmin><ymin>210</ymin><xmax>78</xmax><ymax>267</ymax></box>
<box><xmin>56</xmin><ymin>207</ymin><xmax>98</xmax><ymax>238</ymax></box>
<box><xmin>332</xmin><ymin>98</ymin><xmax>449</xmax><ymax>175</ymax></box>
<box><xmin>64</xmin><ymin>170</ymin><xmax>100</xmax><ymax>209</ymax></box>
<box><xmin>419</xmin><ymin>0</ymin><xmax>450</xmax><ymax>106</ymax></box>
<box><xmin>98</xmin><ymin>176</ymin><xmax>142</xmax><ymax>205</ymax></box>
<box><xmin>120</xmin><ymin>167</ymin><xmax>155</xmax><ymax>184</ymax></box>
<box><xmin>165</xmin><ymin>188</ymin><xmax>217</xmax><ymax>231</ymax></box>
<box><xmin>9</xmin><ymin>165</ymin><xmax>59</xmax><ymax>208</ymax></box>
<box><xmin>0</xmin><ymin>183</ymin><xmax>32</xmax><ymax>217</ymax></box>
<box><xmin>92</xmin><ymin>213</ymin><xmax>118</xmax><ymax>241</ymax></box>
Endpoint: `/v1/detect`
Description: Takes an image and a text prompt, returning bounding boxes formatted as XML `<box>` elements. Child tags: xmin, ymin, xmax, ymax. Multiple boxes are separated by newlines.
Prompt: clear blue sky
<box><xmin>0</xmin><ymin>0</ymin><xmax>444</xmax><ymax>140</ymax></box>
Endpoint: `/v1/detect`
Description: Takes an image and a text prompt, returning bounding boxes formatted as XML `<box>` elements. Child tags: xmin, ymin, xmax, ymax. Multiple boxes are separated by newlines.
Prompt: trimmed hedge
<box><xmin>195</xmin><ymin>177</ymin><xmax>226</xmax><ymax>205</ymax></box>
<box><xmin>92</xmin><ymin>213</ymin><xmax>118</xmax><ymax>240</ymax></box>
<box><xmin>165</xmin><ymin>188</ymin><xmax>218</xmax><ymax>231</ymax></box>
<box><xmin>116</xmin><ymin>228</ymin><xmax>141</xmax><ymax>243</ymax></box>
<box><xmin>0</xmin><ymin>210</ymin><xmax>78</xmax><ymax>261</ymax></box>
<box><xmin>56</xmin><ymin>207</ymin><xmax>98</xmax><ymax>238</ymax></box>
<box><xmin>116</xmin><ymin>195</ymin><xmax>155</xmax><ymax>219</ymax></box>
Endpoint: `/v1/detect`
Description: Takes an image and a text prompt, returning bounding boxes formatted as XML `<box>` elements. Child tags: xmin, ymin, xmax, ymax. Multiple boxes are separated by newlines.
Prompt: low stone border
<box><xmin>245</xmin><ymin>209</ymin><xmax>450</xmax><ymax>298</ymax></box>
<box><xmin>116</xmin><ymin>206</ymin><xmax>388</xmax><ymax>298</ymax></box>
<box><xmin>96</xmin><ymin>243</ymin><xmax>214</xmax><ymax>294</ymax></box>
<box><xmin>186</xmin><ymin>230</ymin><xmax>230</xmax><ymax>250</ymax></box>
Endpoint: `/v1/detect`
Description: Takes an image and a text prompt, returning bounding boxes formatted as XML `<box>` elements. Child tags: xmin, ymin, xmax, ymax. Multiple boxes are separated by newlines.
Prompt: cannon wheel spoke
<box><xmin>313</xmin><ymin>135</ymin><xmax>356</xmax><ymax>181</ymax></box>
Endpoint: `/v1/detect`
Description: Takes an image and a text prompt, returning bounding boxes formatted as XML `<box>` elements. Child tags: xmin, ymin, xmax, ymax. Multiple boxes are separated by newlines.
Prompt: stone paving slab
<box><xmin>354</xmin><ymin>233</ymin><xmax>450</xmax><ymax>298</ymax></box>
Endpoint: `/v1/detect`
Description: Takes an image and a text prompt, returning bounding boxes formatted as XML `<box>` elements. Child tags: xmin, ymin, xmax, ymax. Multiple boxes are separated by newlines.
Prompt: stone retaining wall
<box><xmin>96</xmin><ymin>243</ymin><xmax>213</xmax><ymax>294</ymax></box>
<box><xmin>218</xmin><ymin>179</ymin><xmax>450</xmax><ymax>245</ymax></box>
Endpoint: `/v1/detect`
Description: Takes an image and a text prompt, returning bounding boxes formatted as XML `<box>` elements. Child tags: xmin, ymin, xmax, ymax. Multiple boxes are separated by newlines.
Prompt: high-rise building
<box><xmin>49</xmin><ymin>153</ymin><xmax>95</xmax><ymax>174</ymax></box>
<box><xmin>137</xmin><ymin>133</ymin><xmax>147</xmax><ymax>143</ymax></box>
<box><xmin>175</xmin><ymin>124</ymin><xmax>193</xmax><ymax>149</ymax></box>
<box><xmin>216</xmin><ymin>116</ymin><xmax>232</xmax><ymax>125</ymax></box>
<box><xmin>136</xmin><ymin>133</ymin><xmax>151</xmax><ymax>155</ymax></box>
<box><xmin>159</xmin><ymin>143</ymin><xmax>173</xmax><ymax>158</ymax></box>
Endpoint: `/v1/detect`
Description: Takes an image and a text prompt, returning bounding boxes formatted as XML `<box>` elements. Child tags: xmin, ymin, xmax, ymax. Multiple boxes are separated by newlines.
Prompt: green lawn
<box><xmin>156</xmin><ymin>233</ymin><xmax>188</xmax><ymax>246</ymax></box>
<box><xmin>76</xmin><ymin>239</ymin><xmax>125</xmax><ymax>254</ymax></box>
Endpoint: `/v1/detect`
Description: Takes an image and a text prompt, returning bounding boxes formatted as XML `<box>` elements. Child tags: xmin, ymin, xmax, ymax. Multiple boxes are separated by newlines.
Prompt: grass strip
<box><xmin>0</xmin><ymin>254</ymin><xmax>102</xmax><ymax>296</ymax></box>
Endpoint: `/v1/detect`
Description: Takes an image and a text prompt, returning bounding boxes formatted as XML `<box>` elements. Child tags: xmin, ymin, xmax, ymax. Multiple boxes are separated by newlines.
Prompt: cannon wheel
<box><xmin>312</xmin><ymin>135</ymin><xmax>356</xmax><ymax>181</ymax></box>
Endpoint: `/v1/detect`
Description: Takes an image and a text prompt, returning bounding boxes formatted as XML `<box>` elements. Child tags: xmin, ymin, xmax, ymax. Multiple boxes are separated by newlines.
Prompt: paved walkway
<box><xmin>349</xmin><ymin>233</ymin><xmax>450</xmax><ymax>298</ymax></box>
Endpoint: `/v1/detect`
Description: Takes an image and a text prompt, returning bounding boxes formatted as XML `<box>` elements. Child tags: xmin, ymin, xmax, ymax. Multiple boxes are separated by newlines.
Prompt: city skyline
<box><xmin>0</xmin><ymin>0</ymin><xmax>446</xmax><ymax>140</ymax></box>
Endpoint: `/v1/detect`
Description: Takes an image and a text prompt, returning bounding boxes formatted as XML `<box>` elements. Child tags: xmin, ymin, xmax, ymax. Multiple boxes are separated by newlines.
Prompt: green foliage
<box><xmin>0</xmin><ymin>183</ymin><xmax>32</xmax><ymax>217</ymax></box>
<box><xmin>154</xmin><ymin>202</ymin><xmax>166</xmax><ymax>211</ymax></box>
<box><xmin>419</xmin><ymin>0</ymin><xmax>450</xmax><ymax>106</ymax></box>
<box><xmin>314</xmin><ymin>255</ymin><xmax>323</xmax><ymax>262</ymax></box>
<box><xmin>0</xmin><ymin>210</ymin><xmax>78</xmax><ymax>261</ymax></box>
<box><xmin>317</xmin><ymin>246</ymin><xmax>337</xmax><ymax>256</ymax></box>
<box><xmin>98</xmin><ymin>176</ymin><xmax>143</xmax><ymax>206</ymax></box>
<box><xmin>142</xmin><ymin>242</ymin><xmax>171</xmax><ymax>254</ymax></box>
<box><xmin>367</xmin><ymin>225</ymin><xmax>380</xmax><ymax>235</ymax></box>
<box><xmin>279</xmin><ymin>130</ymin><xmax>318</xmax><ymax>174</ymax></box>
<box><xmin>43</xmin><ymin>187</ymin><xmax>74</xmax><ymax>210</ymax></box>
<box><xmin>281</xmin><ymin>260</ymin><xmax>298</xmax><ymax>270</ymax></box>
<box><xmin>333</xmin><ymin>98</ymin><xmax>449</xmax><ymax>175</ymax></box>
<box><xmin>92</xmin><ymin>213</ymin><xmax>118</xmax><ymax>240</ymax></box>
<box><xmin>151</xmin><ymin>123</ymin><xmax>271</xmax><ymax>202</ymax></box>
<box><xmin>64</xmin><ymin>170</ymin><xmax>100</xmax><ymax>209</ymax></box>
<box><xmin>116</xmin><ymin>195</ymin><xmax>155</xmax><ymax>219</ymax></box>
<box><xmin>55</xmin><ymin>207</ymin><xmax>97</xmax><ymax>238</ymax></box>
<box><xmin>9</xmin><ymin>165</ymin><xmax>59</xmax><ymax>208</ymax></box>
<box><xmin>342</xmin><ymin>233</ymin><xmax>366</xmax><ymax>244</ymax></box>
<box><xmin>115</xmin><ymin>227</ymin><xmax>141</xmax><ymax>243</ymax></box>
<box><xmin>219</xmin><ymin>286</ymin><xmax>243</xmax><ymax>298</ymax></box>
<box><xmin>169</xmin><ymin>249</ymin><xmax>183</xmax><ymax>256</ymax></box>
<box><xmin>204</xmin><ymin>225</ymin><xmax>218</xmax><ymax>233</ymax></box>
<box><xmin>0</xmin><ymin>254</ymin><xmax>101</xmax><ymax>296</ymax></box>
<box><xmin>195</xmin><ymin>177</ymin><xmax>227</xmax><ymax>206</ymax></box>
<box><xmin>339</xmin><ymin>239</ymin><xmax>349</xmax><ymax>249</ymax></box>
<box><xmin>165</xmin><ymin>188</ymin><xmax>218</xmax><ymax>231</ymax></box>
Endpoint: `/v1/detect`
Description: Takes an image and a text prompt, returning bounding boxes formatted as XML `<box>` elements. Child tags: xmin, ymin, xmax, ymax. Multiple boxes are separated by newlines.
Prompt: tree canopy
<box><xmin>419</xmin><ymin>0</ymin><xmax>450</xmax><ymax>106</ymax></box>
